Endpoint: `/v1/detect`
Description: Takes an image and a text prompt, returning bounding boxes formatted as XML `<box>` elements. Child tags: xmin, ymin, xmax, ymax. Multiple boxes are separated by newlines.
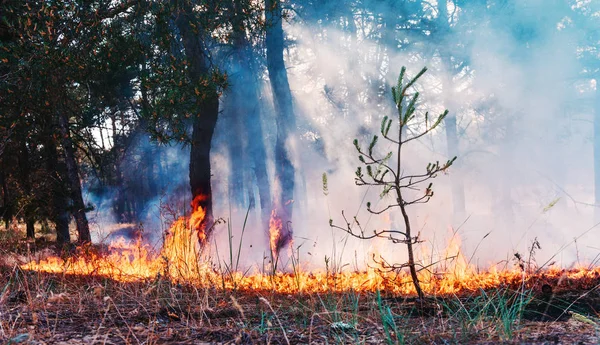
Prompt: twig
<box><xmin>259</xmin><ymin>297</ymin><xmax>290</xmax><ymax>345</ymax></box>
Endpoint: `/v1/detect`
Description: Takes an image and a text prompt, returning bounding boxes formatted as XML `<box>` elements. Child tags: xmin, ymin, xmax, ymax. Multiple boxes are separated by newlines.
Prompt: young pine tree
<box><xmin>332</xmin><ymin>67</ymin><xmax>456</xmax><ymax>298</ymax></box>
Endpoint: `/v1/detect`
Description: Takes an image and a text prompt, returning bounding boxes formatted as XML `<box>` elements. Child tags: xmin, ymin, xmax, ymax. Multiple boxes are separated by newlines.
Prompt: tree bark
<box><xmin>265</xmin><ymin>0</ymin><xmax>296</xmax><ymax>251</ymax></box>
<box><xmin>58</xmin><ymin>112</ymin><xmax>91</xmax><ymax>243</ymax></box>
<box><xmin>189</xmin><ymin>96</ymin><xmax>219</xmax><ymax>236</ymax></box>
<box><xmin>0</xmin><ymin>163</ymin><xmax>10</xmax><ymax>230</ymax></box>
<box><xmin>18</xmin><ymin>139</ymin><xmax>35</xmax><ymax>238</ymax></box>
<box><xmin>175</xmin><ymin>5</ymin><xmax>220</xmax><ymax>241</ymax></box>
<box><xmin>44</xmin><ymin>133</ymin><xmax>71</xmax><ymax>246</ymax></box>
<box><xmin>225</xmin><ymin>104</ymin><xmax>246</xmax><ymax>207</ymax></box>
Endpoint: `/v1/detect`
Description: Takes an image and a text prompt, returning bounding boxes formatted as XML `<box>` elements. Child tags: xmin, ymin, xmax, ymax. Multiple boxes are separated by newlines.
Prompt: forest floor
<box><xmin>1</xmin><ymin>239</ymin><xmax>600</xmax><ymax>344</ymax></box>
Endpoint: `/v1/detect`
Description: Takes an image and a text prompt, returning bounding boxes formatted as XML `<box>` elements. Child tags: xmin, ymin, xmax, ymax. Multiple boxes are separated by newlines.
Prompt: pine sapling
<box><xmin>331</xmin><ymin>66</ymin><xmax>456</xmax><ymax>298</ymax></box>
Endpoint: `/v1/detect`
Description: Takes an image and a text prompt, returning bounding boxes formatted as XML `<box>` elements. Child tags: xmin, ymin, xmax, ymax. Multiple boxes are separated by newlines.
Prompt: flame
<box><xmin>190</xmin><ymin>194</ymin><xmax>208</xmax><ymax>245</ymax></box>
<box><xmin>19</xmin><ymin>218</ymin><xmax>600</xmax><ymax>296</ymax></box>
<box><xmin>268</xmin><ymin>209</ymin><xmax>283</xmax><ymax>261</ymax></box>
<box><xmin>22</xmin><ymin>199</ymin><xmax>211</xmax><ymax>282</ymax></box>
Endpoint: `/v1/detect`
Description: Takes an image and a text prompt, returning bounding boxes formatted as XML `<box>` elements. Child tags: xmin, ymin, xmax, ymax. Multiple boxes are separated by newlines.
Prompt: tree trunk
<box><xmin>0</xmin><ymin>164</ymin><xmax>10</xmax><ymax>230</ymax></box>
<box><xmin>189</xmin><ymin>97</ymin><xmax>219</xmax><ymax>237</ymax></box>
<box><xmin>438</xmin><ymin>1</ymin><xmax>466</xmax><ymax>219</ymax></box>
<box><xmin>265</xmin><ymin>0</ymin><xmax>296</xmax><ymax>251</ymax></box>
<box><xmin>175</xmin><ymin>6</ymin><xmax>220</xmax><ymax>242</ymax></box>
<box><xmin>44</xmin><ymin>133</ymin><xmax>71</xmax><ymax>246</ymax></box>
<box><xmin>225</xmin><ymin>103</ymin><xmax>246</xmax><ymax>207</ymax></box>
<box><xmin>58</xmin><ymin>112</ymin><xmax>91</xmax><ymax>243</ymax></box>
<box><xmin>18</xmin><ymin>139</ymin><xmax>35</xmax><ymax>238</ymax></box>
<box><xmin>444</xmin><ymin>109</ymin><xmax>466</xmax><ymax>217</ymax></box>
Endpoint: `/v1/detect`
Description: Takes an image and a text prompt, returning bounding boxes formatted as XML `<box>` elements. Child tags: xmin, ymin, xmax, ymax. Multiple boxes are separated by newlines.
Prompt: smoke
<box><xmin>86</xmin><ymin>134</ymin><xmax>191</xmax><ymax>247</ymax></box>
<box><xmin>278</xmin><ymin>0</ymin><xmax>598</xmax><ymax>269</ymax></box>
<box><xmin>87</xmin><ymin>0</ymin><xmax>599</xmax><ymax>272</ymax></box>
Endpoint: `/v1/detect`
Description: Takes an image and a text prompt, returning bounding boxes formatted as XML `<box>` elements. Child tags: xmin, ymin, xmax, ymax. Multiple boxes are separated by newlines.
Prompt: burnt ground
<box><xmin>1</xmin><ymin>262</ymin><xmax>599</xmax><ymax>345</ymax></box>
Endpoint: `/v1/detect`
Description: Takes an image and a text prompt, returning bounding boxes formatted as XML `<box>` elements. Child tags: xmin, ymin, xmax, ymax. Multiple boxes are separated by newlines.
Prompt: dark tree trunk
<box><xmin>44</xmin><ymin>133</ymin><xmax>71</xmax><ymax>246</ymax></box>
<box><xmin>265</xmin><ymin>0</ymin><xmax>296</xmax><ymax>251</ymax></box>
<box><xmin>146</xmin><ymin>143</ymin><xmax>158</xmax><ymax>197</ymax></box>
<box><xmin>135</xmin><ymin>120</ymin><xmax>158</xmax><ymax>221</ymax></box>
<box><xmin>18</xmin><ymin>139</ymin><xmax>35</xmax><ymax>238</ymax></box>
<box><xmin>58</xmin><ymin>112</ymin><xmax>91</xmax><ymax>243</ymax></box>
<box><xmin>189</xmin><ymin>96</ymin><xmax>219</xmax><ymax>237</ymax></box>
<box><xmin>109</xmin><ymin>113</ymin><xmax>123</xmax><ymax>222</ymax></box>
<box><xmin>175</xmin><ymin>6</ymin><xmax>220</xmax><ymax>242</ymax></box>
<box><xmin>0</xmin><ymin>164</ymin><xmax>10</xmax><ymax>230</ymax></box>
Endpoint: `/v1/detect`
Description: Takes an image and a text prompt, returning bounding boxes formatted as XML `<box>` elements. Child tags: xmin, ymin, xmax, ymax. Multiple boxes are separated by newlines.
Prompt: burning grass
<box><xmin>1</xmin><ymin>208</ymin><xmax>600</xmax><ymax>343</ymax></box>
<box><xmin>1</xmin><ymin>262</ymin><xmax>600</xmax><ymax>344</ymax></box>
<box><xmin>16</xmin><ymin>208</ymin><xmax>600</xmax><ymax>296</ymax></box>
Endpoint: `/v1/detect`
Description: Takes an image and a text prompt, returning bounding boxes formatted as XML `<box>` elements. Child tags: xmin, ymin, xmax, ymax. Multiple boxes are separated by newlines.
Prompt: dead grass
<box><xmin>1</xmin><ymin>259</ymin><xmax>600</xmax><ymax>345</ymax></box>
<box><xmin>0</xmin><ymin>226</ymin><xmax>598</xmax><ymax>344</ymax></box>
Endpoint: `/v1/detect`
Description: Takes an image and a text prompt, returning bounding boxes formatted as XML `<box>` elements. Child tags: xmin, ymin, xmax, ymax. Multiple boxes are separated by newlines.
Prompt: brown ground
<box><xmin>0</xmin><ymin>239</ymin><xmax>599</xmax><ymax>344</ymax></box>
<box><xmin>1</xmin><ymin>265</ymin><xmax>599</xmax><ymax>345</ymax></box>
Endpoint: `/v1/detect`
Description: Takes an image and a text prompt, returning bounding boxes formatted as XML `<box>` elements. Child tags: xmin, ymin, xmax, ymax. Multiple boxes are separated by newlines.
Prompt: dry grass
<box><xmin>0</xmin><ymin>225</ymin><xmax>599</xmax><ymax>344</ymax></box>
<box><xmin>1</xmin><ymin>260</ymin><xmax>599</xmax><ymax>345</ymax></box>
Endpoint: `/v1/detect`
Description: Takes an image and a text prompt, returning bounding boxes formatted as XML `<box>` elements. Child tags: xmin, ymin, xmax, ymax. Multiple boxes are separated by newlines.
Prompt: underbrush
<box><xmin>1</xmin><ymin>261</ymin><xmax>599</xmax><ymax>344</ymax></box>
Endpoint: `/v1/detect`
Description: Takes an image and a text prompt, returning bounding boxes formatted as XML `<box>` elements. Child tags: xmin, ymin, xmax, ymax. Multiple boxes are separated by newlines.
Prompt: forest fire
<box><xmin>19</xmin><ymin>207</ymin><xmax>600</xmax><ymax>296</ymax></box>
<box><xmin>268</xmin><ymin>209</ymin><xmax>284</xmax><ymax>261</ymax></box>
<box><xmin>190</xmin><ymin>195</ymin><xmax>209</xmax><ymax>246</ymax></box>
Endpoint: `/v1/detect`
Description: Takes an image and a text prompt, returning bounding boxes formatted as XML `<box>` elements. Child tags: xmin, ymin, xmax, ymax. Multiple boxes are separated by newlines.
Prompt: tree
<box><xmin>170</xmin><ymin>1</ymin><xmax>225</xmax><ymax>243</ymax></box>
<box><xmin>0</xmin><ymin>0</ymin><xmax>144</xmax><ymax>244</ymax></box>
<box><xmin>434</xmin><ymin>0</ymin><xmax>467</xmax><ymax>219</ymax></box>
<box><xmin>332</xmin><ymin>67</ymin><xmax>456</xmax><ymax>298</ymax></box>
<box><xmin>218</xmin><ymin>0</ymin><xmax>271</xmax><ymax>219</ymax></box>
<box><xmin>265</xmin><ymin>0</ymin><xmax>296</xmax><ymax>253</ymax></box>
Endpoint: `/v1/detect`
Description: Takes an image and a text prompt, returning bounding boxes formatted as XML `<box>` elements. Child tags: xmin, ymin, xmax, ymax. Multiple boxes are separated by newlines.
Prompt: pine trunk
<box><xmin>176</xmin><ymin>6</ymin><xmax>220</xmax><ymax>239</ymax></box>
<box><xmin>232</xmin><ymin>0</ymin><xmax>271</xmax><ymax>221</ymax></box>
<box><xmin>18</xmin><ymin>140</ymin><xmax>35</xmax><ymax>238</ymax></box>
<box><xmin>439</xmin><ymin>1</ymin><xmax>466</xmax><ymax>219</ymax></box>
<box><xmin>226</xmin><ymin>104</ymin><xmax>246</xmax><ymax>207</ymax></box>
<box><xmin>58</xmin><ymin>112</ymin><xmax>91</xmax><ymax>243</ymax></box>
<box><xmin>44</xmin><ymin>133</ymin><xmax>71</xmax><ymax>246</ymax></box>
<box><xmin>0</xmin><ymin>164</ymin><xmax>10</xmax><ymax>230</ymax></box>
<box><xmin>266</xmin><ymin>0</ymin><xmax>296</xmax><ymax>250</ymax></box>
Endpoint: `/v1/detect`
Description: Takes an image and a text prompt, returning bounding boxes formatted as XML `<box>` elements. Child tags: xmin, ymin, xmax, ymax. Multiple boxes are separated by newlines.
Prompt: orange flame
<box><xmin>190</xmin><ymin>194</ymin><xmax>208</xmax><ymax>245</ymax></box>
<box><xmin>268</xmin><ymin>209</ymin><xmax>283</xmax><ymax>261</ymax></box>
<box><xmin>22</xmin><ymin>198</ymin><xmax>210</xmax><ymax>282</ymax></box>
<box><xmin>19</xmin><ymin>219</ymin><xmax>600</xmax><ymax>296</ymax></box>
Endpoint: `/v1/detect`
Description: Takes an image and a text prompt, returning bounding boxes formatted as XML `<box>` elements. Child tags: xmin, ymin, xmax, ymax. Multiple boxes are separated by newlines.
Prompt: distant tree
<box><xmin>223</xmin><ymin>0</ymin><xmax>271</xmax><ymax>220</ymax></box>
<box><xmin>0</xmin><ymin>1</ymin><xmax>141</xmax><ymax>244</ymax></box>
<box><xmin>265</xmin><ymin>0</ymin><xmax>297</xmax><ymax>253</ymax></box>
<box><xmin>332</xmin><ymin>67</ymin><xmax>456</xmax><ymax>298</ymax></box>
